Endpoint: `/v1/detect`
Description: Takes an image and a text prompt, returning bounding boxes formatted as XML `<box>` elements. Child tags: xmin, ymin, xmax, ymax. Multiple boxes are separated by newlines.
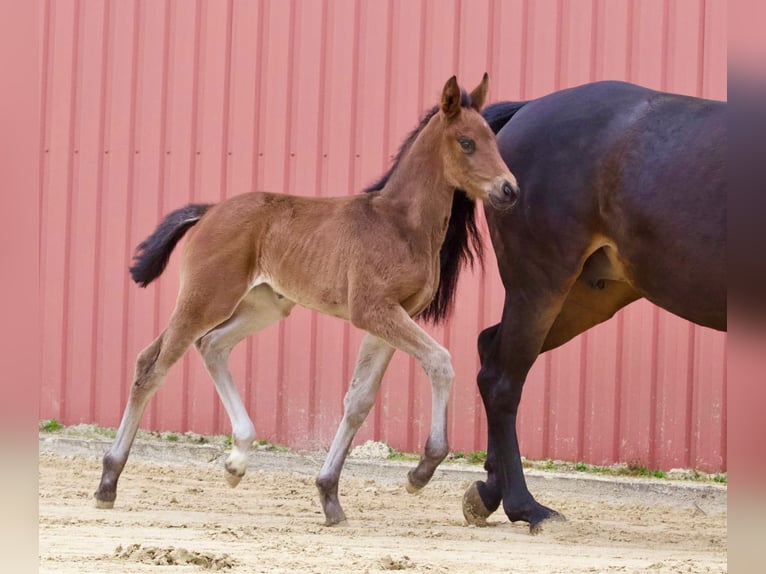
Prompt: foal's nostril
<box><xmin>502</xmin><ymin>181</ymin><xmax>516</xmax><ymax>200</ymax></box>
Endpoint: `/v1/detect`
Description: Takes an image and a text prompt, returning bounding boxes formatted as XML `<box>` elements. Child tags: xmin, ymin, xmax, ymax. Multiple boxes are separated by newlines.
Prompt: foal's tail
<box><xmin>130</xmin><ymin>203</ymin><xmax>213</xmax><ymax>287</ymax></box>
<box><xmin>481</xmin><ymin>101</ymin><xmax>528</xmax><ymax>134</ymax></box>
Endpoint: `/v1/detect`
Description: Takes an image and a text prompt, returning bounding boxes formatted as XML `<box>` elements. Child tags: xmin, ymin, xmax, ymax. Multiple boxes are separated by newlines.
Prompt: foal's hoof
<box><xmin>462</xmin><ymin>482</ymin><xmax>492</xmax><ymax>526</ymax></box>
<box><xmin>225</xmin><ymin>469</ymin><xmax>244</xmax><ymax>488</ymax></box>
<box><xmin>405</xmin><ymin>468</ymin><xmax>429</xmax><ymax>494</ymax></box>
<box><xmin>405</xmin><ymin>477</ymin><xmax>425</xmax><ymax>494</ymax></box>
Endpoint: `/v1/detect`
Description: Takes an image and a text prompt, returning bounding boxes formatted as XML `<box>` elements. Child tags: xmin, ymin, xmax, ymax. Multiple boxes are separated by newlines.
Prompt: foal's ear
<box><xmin>440</xmin><ymin>76</ymin><xmax>461</xmax><ymax>120</ymax></box>
<box><xmin>469</xmin><ymin>73</ymin><xmax>489</xmax><ymax>111</ymax></box>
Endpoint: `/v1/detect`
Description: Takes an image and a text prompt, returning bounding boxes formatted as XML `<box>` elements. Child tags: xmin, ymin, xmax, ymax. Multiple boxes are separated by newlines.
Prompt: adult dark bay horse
<box><xmin>460</xmin><ymin>81</ymin><xmax>726</xmax><ymax>532</ymax></box>
<box><xmin>93</xmin><ymin>75</ymin><xmax>519</xmax><ymax>525</ymax></box>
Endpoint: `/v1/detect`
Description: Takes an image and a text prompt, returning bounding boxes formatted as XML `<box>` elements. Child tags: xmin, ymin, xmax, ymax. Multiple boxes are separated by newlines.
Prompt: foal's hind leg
<box><xmin>94</xmin><ymin>278</ymin><xmax>250</xmax><ymax>509</ymax></box>
<box><xmin>94</xmin><ymin>324</ymin><xmax>207</xmax><ymax>508</ymax></box>
<box><xmin>195</xmin><ymin>285</ymin><xmax>295</xmax><ymax>487</ymax></box>
<box><xmin>316</xmin><ymin>334</ymin><xmax>394</xmax><ymax>525</ymax></box>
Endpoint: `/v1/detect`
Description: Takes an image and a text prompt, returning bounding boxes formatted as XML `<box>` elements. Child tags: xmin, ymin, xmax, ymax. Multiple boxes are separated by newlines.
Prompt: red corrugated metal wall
<box><xmin>39</xmin><ymin>0</ymin><xmax>727</xmax><ymax>471</ymax></box>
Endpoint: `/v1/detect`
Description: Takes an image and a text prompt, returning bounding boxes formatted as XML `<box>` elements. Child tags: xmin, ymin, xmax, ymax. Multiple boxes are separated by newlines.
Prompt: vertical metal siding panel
<box><xmin>491</xmin><ymin>0</ymin><xmax>525</xmax><ymax>99</ymax></box>
<box><xmin>157</xmin><ymin>0</ymin><xmax>201</xmax><ymax>434</ymax></box>
<box><xmin>665</xmin><ymin>0</ymin><xmax>704</xmax><ymax>96</ymax></box>
<box><xmin>122</xmin><ymin>0</ymin><xmax>162</xmax><ymax>435</ymax></box>
<box><xmin>135</xmin><ymin>0</ymin><xmax>171</xmax><ymax>431</ymax></box>
<box><xmin>279</xmin><ymin>0</ymin><xmax>326</xmax><ymax>449</ymax></box>
<box><xmin>583</xmin><ymin>318</ymin><xmax>623</xmax><ymax>465</ymax></box>
<box><xmin>38</xmin><ymin>0</ymin><xmax>57</xmax><ymax>420</ymax></box>
<box><xmin>702</xmin><ymin>0</ymin><xmax>726</xmax><ymax>99</ymax></box>
<box><xmin>177</xmin><ymin>0</ymin><xmax>229</xmax><ymax>435</ymax></box>
<box><xmin>629</xmin><ymin>0</ymin><xmax>667</xmax><ymax>89</ymax></box>
<box><xmin>447</xmin><ymin>0</ymin><xmax>492</xmax><ymax>455</ymax></box>
<box><xmin>245</xmin><ymin>1</ymin><xmax>268</xmax><ymax>434</ymax></box>
<box><xmin>38</xmin><ymin>0</ymin><xmax>53</xmax><ymax>420</ymax></box>
<box><xmin>596</xmin><ymin>0</ymin><xmax>631</xmax><ymax>81</ymax></box>
<box><xmin>619</xmin><ymin>301</ymin><xmax>658</xmax><ymax>466</ymax></box>
<box><xmin>148</xmin><ymin>0</ymin><xmax>184</xmax><ymax>434</ymax></box>
<box><xmin>313</xmin><ymin>0</ymin><xmax>359</xmax><ymax>448</ymax></box>
<box><xmin>577</xmin><ymin>1</ymin><xmax>622</xmax><ymax>464</ymax></box>
<box><xmin>691</xmin><ymin>329</ymin><xmax>726</xmax><ymax>471</ymax></box>
<box><xmin>513</xmin><ymin>0</ymin><xmax>547</xmax><ymax>462</ymax></box>
<box><xmin>593</xmin><ymin>1</ymin><xmax>659</xmax><ymax>468</ymax></box>
<box><xmin>558</xmin><ymin>1</ymin><xmax>596</xmax><ymax>88</ymax></box>
<box><xmin>526</xmin><ymin>0</ymin><xmax>591</xmax><ymax>463</ymax></box>
<box><xmin>88</xmin><ymin>0</ymin><xmax>112</xmax><ymax>426</ymax></box>
<box><xmin>94</xmin><ymin>0</ymin><xmax>139</xmax><ymax>427</ymax></box>
<box><xmin>252</xmin><ymin>0</ymin><xmax>293</xmax><ymax>443</ymax></box>
<box><xmin>449</xmin><ymin>2</ymin><xmax>510</xmax><ymax>460</ymax></box>
<box><xmin>524</xmin><ymin>0</ymin><xmax>560</xmax><ymax>95</ymax></box>
<box><xmin>652</xmin><ymin>1</ymin><xmax>707</xmax><ymax>470</ymax></box>
<box><xmin>68</xmin><ymin>0</ymin><xmax>107</xmax><ymax>424</ymax></box>
<box><xmin>41</xmin><ymin>0</ymin><xmax>78</xmax><ymax>423</ymax></box>
<box><xmin>373</xmin><ymin>0</ymin><xmax>428</xmax><ymax>453</ymax></box>
<box><xmin>478</xmin><ymin>0</ymin><xmax>524</xmax><ymax>453</ymax></box>
<box><xmin>349</xmin><ymin>0</ymin><xmax>395</xmax><ymax>447</ymax></box>
<box><xmin>126</xmin><ymin>0</ymin><xmax>170</xmax><ymax>432</ymax></box>
<box><xmin>521</xmin><ymin>0</ymin><xmax>568</xmax><ymax>463</ymax></box>
<box><xmin>654</xmin><ymin>314</ymin><xmax>694</xmax><ymax>469</ymax></box>
<box><xmin>226</xmin><ymin>0</ymin><xmax>262</xmax><ymax>440</ymax></box>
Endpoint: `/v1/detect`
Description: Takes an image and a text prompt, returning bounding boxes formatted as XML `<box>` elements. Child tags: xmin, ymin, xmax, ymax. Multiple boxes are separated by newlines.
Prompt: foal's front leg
<box><xmin>356</xmin><ymin>305</ymin><xmax>456</xmax><ymax>494</ymax></box>
<box><xmin>316</xmin><ymin>334</ymin><xmax>394</xmax><ymax>525</ymax></box>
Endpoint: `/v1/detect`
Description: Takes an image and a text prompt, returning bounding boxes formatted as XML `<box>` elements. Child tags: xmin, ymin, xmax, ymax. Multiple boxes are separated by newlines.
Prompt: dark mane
<box><xmin>363</xmin><ymin>91</ymin><xmax>484</xmax><ymax>324</ymax></box>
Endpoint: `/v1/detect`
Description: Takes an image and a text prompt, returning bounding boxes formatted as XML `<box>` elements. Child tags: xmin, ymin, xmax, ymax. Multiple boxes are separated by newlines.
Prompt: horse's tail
<box><xmin>482</xmin><ymin>101</ymin><xmax>528</xmax><ymax>134</ymax></box>
<box><xmin>130</xmin><ymin>203</ymin><xmax>213</xmax><ymax>287</ymax></box>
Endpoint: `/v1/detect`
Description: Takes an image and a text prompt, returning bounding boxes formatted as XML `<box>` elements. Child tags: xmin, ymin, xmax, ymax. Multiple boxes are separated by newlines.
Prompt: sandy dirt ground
<box><xmin>39</xmin><ymin>436</ymin><xmax>726</xmax><ymax>573</ymax></box>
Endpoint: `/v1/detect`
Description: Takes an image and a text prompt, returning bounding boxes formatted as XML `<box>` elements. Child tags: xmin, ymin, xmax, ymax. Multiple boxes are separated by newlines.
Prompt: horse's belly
<box><xmin>251</xmin><ymin>273</ymin><xmax>350</xmax><ymax>320</ymax></box>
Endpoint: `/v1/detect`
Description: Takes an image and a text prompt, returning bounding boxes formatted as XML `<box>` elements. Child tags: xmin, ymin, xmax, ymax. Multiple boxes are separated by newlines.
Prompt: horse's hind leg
<box><xmin>195</xmin><ymin>284</ymin><xmax>295</xmax><ymax>487</ymax></box>
<box><xmin>94</xmin><ymin>323</ymin><xmax>204</xmax><ymax>508</ymax></box>
<box><xmin>316</xmin><ymin>333</ymin><xmax>394</xmax><ymax>525</ymax></box>
<box><xmin>94</xmin><ymin>274</ymin><xmax>251</xmax><ymax>509</ymax></box>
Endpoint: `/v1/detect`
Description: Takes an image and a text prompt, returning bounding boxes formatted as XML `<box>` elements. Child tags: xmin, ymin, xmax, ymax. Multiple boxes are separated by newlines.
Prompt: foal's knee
<box><xmin>421</xmin><ymin>347</ymin><xmax>455</xmax><ymax>385</ymax></box>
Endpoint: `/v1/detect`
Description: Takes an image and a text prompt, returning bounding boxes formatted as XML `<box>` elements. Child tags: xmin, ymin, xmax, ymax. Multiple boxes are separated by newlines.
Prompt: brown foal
<box><xmin>94</xmin><ymin>74</ymin><xmax>518</xmax><ymax>525</ymax></box>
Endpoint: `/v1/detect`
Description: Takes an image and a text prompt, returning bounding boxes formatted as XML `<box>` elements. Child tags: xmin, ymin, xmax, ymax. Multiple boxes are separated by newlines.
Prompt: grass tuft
<box><xmin>40</xmin><ymin>419</ymin><xmax>63</xmax><ymax>432</ymax></box>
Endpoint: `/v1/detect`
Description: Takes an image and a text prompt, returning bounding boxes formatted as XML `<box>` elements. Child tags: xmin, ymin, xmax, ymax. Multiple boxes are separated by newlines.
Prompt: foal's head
<box><xmin>437</xmin><ymin>74</ymin><xmax>519</xmax><ymax>208</ymax></box>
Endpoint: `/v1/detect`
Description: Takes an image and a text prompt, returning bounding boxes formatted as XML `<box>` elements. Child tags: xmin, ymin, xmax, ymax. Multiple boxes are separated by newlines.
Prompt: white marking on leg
<box><xmin>197</xmin><ymin>285</ymin><xmax>294</xmax><ymax>487</ymax></box>
<box><xmin>318</xmin><ymin>334</ymin><xmax>394</xmax><ymax>493</ymax></box>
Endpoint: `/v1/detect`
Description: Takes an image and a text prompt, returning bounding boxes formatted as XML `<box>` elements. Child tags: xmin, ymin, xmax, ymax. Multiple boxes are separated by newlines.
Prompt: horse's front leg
<box><xmin>316</xmin><ymin>334</ymin><xmax>394</xmax><ymax>525</ymax></box>
<box><xmin>353</xmin><ymin>304</ymin><xmax>455</xmax><ymax>494</ymax></box>
<box><xmin>463</xmin><ymin>292</ymin><xmax>568</xmax><ymax>533</ymax></box>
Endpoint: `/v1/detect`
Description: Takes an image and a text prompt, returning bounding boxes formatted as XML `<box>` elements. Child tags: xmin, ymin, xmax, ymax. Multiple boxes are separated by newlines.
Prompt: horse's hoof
<box><xmin>324</xmin><ymin>517</ymin><xmax>348</xmax><ymax>527</ymax></box>
<box><xmin>323</xmin><ymin>511</ymin><xmax>348</xmax><ymax>526</ymax></box>
<box><xmin>405</xmin><ymin>477</ymin><xmax>424</xmax><ymax>494</ymax></box>
<box><xmin>225</xmin><ymin>470</ymin><xmax>244</xmax><ymax>488</ymax></box>
<box><xmin>462</xmin><ymin>481</ymin><xmax>492</xmax><ymax>526</ymax></box>
<box><xmin>528</xmin><ymin>508</ymin><xmax>565</xmax><ymax>535</ymax></box>
<box><xmin>94</xmin><ymin>498</ymin><xmax>115</xmax><ymax>509</ymax></box>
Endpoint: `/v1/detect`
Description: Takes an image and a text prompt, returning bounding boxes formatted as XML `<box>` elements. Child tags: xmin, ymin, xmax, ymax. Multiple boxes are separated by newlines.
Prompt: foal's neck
<box><xmin>380</xmin><ymin>117</ymin><xmax>454</xmax><ymax>234</ymax></box>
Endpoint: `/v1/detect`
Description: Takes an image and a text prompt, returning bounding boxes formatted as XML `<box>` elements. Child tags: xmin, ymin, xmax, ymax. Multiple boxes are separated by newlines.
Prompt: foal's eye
<box><xmin>458</xmin><ymin>137</ymin><xmax>476</xmax><ymax>154</ymax></box>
